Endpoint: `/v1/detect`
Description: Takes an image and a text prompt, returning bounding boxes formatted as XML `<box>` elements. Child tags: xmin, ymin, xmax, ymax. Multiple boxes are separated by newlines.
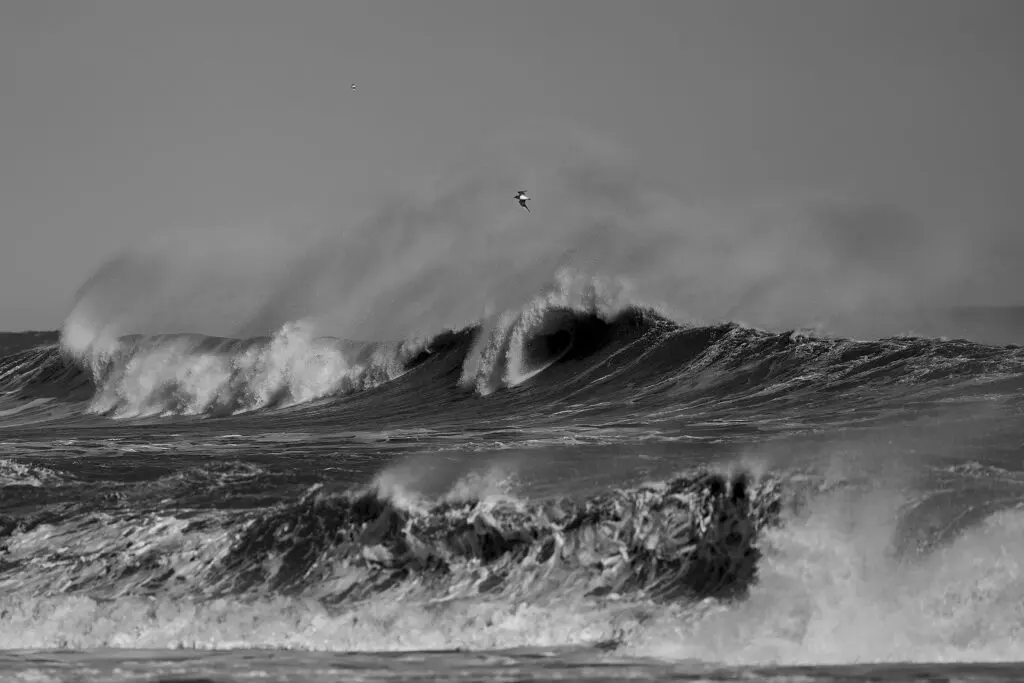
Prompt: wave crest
<box><xmin>460</xmin><ymin>268</ymin><xmax>643</xmax><ymax>395</ymax></box>
<box><xmin>0</xmin><ymin>265</ymin><xmax>1016</xmax><ymax>420</ymax></box>
<box><xmin>58</xmin><ymin>319</ymin><xmax>420</xmax><ymax>418</ymax></box>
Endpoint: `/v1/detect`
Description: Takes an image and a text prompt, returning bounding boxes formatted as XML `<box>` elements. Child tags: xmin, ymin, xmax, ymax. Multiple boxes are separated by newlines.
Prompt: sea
<box><xmin>2</xmin><ymin>270</ymin><xmax>1024</xmax><ymax>682</ymax></box>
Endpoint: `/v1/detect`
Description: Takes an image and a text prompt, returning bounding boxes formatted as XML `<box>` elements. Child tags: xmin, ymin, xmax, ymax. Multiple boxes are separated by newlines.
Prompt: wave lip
<box><xmin>459</xmin><ymin>268</ymin><xmax>653</xmax><ymax>395</ymax></box>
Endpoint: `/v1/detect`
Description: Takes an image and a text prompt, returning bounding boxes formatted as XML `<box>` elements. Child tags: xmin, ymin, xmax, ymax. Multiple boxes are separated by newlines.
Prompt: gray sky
<box><xmin>2</xmin><ymin>0</ymin><xmax>1023</xmax><ymax>335</ymax></box>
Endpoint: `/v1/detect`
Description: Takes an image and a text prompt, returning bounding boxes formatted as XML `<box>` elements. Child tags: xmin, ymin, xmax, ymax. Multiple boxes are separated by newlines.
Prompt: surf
<box><xmin>1</xmin><ymin>268</ymin><xmax>1020</xmax><ymax>424</ymax></box>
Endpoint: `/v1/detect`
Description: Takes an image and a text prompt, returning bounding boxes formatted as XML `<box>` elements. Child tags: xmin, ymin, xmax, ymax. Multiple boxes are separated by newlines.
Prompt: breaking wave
<box><xmin>3</xmin><ymin>465</ymin><xmax>1024</xmax><ymax>664</ymax></box>
<box><xmin>0</xmin><ymin>468</ymin><xmax>783</xmax><ymax>649</ymax></box>
<box><xmin>0</xmin><ymin>470</ymin><xmax>780</xmax><ymax>603</ymax></box>
<box><xmin>0</xmin><ymin>267</ymin><xmax>1019</xmax><ymax>423</ymax></box>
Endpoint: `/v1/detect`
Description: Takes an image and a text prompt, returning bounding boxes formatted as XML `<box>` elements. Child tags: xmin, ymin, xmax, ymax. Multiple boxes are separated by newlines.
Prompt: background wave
<box><xmin>1</xmin><ymin>267</ymin><xmax>1021</xmax><ymax>423</ymax></box>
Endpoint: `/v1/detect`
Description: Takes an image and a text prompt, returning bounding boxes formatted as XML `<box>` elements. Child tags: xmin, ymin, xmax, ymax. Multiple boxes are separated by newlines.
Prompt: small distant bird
<box><xmin>515</xmin><ymin>190</ymin><xmax>531</xmax><ymax>213</ymax></box>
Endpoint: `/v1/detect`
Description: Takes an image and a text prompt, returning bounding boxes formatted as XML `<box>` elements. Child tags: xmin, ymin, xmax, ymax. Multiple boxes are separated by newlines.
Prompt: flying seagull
<box><xmin>515</xmin><ymin>190</ymin><xmax>531</xmax><ymax>213</ymax></box>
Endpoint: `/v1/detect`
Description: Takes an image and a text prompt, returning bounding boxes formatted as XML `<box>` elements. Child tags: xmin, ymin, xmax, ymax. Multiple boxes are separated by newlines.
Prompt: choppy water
<box><xmin>2</xmin><ymin>271</ymin><xmax>1024</xmax><ymax>681</ymax></box>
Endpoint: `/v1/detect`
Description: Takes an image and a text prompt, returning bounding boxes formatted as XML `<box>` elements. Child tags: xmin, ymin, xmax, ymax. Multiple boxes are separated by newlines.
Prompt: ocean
<box><xmin>2</xmin><ymin>273</ymin><xmax>1024</xmax><ymax>682</ymax></box>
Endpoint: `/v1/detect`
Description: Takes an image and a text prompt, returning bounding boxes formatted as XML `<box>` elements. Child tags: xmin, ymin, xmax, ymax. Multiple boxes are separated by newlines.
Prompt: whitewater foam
<box><xmin>56</xmin><ymin>319</ymin><xmax>417</xmax><ymax>418</ymax></box>
<box><xmin>624</xmin><ymin>488</ymin><xmax>1024</xmax><ymax>666</ymax></box>
<box><xmin>3</xmin><ymin>480</ymin><xmax>1024</xmax><ymax>665</ymax></box>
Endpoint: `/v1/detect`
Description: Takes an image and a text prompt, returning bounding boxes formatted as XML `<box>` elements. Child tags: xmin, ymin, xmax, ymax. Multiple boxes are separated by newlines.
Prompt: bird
<box><xmin>515</xmin><ymin>190</ymin><xmax>531</xmax><ymax>213</ymax></box>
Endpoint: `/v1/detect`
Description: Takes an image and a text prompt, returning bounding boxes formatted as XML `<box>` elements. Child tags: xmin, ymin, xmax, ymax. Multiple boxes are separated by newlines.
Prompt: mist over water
<box><xmin>61</xmin><ymin>140</ymin><xmax>1012</xmax><ymax>351</ymax></box>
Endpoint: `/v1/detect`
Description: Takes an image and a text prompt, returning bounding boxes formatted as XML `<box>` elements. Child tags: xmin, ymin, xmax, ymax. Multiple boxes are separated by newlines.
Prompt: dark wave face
<box><xmin>2</xmin><ymin>270</ymin><xmax>1024</xmax><ymax>669</ymax></box>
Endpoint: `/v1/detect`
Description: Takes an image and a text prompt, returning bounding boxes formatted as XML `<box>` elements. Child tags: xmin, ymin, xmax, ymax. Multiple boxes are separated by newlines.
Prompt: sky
<box><xmin>2</xmin><ymin>0</ymin><xmax>1023</xmax><ymax>336</ymax></box>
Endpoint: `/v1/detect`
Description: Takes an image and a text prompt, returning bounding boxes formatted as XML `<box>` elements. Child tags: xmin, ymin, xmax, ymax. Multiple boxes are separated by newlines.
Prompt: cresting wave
<box><xmin>0</xmin><ymin>467</ymin><xmax>789</xmax><ymax>650</ymax></box>
<box><xmin>65</xmin><ymin>322</ymin><xmax>425</xmax><ymax>418</ymax></box>
<box><xmin>2</xmin><ymin>268</ymin><xmax>1022</xmax><ymax>421</ymax></box>
<box><xmin>34</xmin><ymin>268</ymin><xmax>636</xmax><ymax>417</ymax></box>
<box><xmin>4</xmin><ymin>463</ymin><xmax>1024</xmax><ymax>662</ymax></box>
<box><xmin>0</xmin><ymin>470</ymin><xmax>780</xmax><ymax>603</ymax></box>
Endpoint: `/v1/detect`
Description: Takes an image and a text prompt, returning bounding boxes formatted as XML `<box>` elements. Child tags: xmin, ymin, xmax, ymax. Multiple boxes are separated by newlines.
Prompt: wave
<box><xmin>0</xmin><ymin>469</ymin><xmax>779</xmax><ymax>601</ymax></box>
<box><xmin>0</xmin><ymin>467</ymin><xmax>786</xmax><ymax>650</ymax></box>
<box><xmin>2</xmin><ymin>269</ymin><xmax>1022</xmax><ymax>422</ymax></box>
<box><xmin>3</xmin><ymin>465</ymin><xmax>1024</xmax><ymax>663</ymax></box>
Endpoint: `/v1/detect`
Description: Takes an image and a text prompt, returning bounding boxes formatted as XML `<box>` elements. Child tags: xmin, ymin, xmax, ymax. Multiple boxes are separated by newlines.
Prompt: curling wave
<box><xmin>0</xmin><ymin>272</ymin><xmax>1020</xmax><ymax>424</ymax></box>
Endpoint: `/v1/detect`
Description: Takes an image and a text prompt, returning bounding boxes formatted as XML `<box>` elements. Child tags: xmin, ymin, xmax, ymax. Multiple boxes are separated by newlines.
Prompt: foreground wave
<box><xmin>0</xmin><ymin>470</ymin><xmax>780</xmax><ymax>606</ymax></box>
<box><xmin>3</xmin><ymin>465</ymin><xmax>1024</xmax><ymax>664</ymax></box>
